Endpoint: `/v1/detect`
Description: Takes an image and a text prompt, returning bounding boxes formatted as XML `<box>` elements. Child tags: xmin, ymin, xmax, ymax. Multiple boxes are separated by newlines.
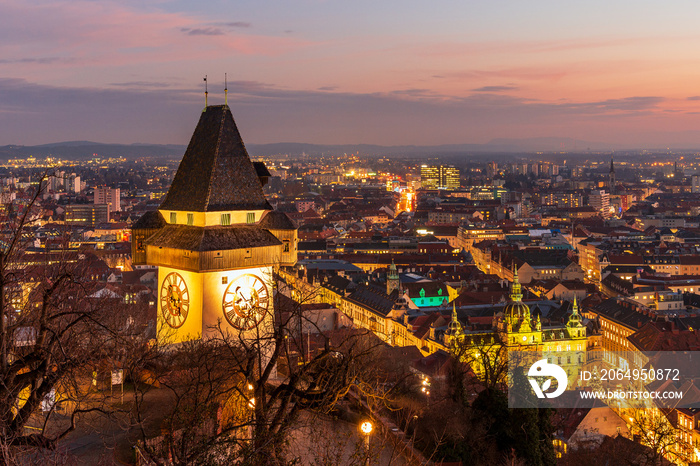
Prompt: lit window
<box><xmin>187</xmin><ymin>213</ymin><xmax>194</xmax><ymax>225</ymax></box>
<box><xmin>247</xmin><ymin>212</ymin><xmax>255</xmax><ymax>224</ymax></box>
<box><xmin>221</xmin><ymin>213</ymin><xmax>231</xmax><ymax>226</ymax></box>
<box><xmin>170</xmin><ymin>212</ymin><xmax>177</xmax><ymax>223</ymax></box>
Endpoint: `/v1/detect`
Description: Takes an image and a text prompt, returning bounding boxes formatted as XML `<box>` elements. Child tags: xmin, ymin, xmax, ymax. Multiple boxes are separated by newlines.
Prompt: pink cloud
<box><xmin>0</xmin><ymin>0</ymin><xmax>314</xmax><ymax>73</ymax></box>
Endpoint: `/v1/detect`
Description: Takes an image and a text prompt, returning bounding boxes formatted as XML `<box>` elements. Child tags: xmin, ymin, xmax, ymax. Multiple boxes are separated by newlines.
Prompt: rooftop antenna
<box><xmin>204</xmin><ymin>75</ymin><xmax>208</xmax><ymax>108</ymax></box>
<box><xmin>224</xmin><ymin>73</ymin><xmax>228</xmax><ymax>106</ymax></box>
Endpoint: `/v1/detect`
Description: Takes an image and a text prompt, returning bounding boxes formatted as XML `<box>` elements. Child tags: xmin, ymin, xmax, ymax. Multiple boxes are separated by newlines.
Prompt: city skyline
<box><xmin>4</xmin><ymin>98</ymin><xmax>700</xmax><ymax>464</ymax></box>
<box><xmin>4</xmin><ymin>1</ymin><xmax>700</xmax><ymax>148</ymax></box>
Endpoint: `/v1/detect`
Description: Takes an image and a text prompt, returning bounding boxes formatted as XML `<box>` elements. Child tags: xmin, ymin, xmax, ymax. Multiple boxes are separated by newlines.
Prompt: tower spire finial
<box><xmin>447</xmin><ymin>300</ymin><xmax>463</xmax><ymax>340</ymax></box>
<box><xmin>567</xmin><ymin>294</ymin><xmax>583</xmax><ymax>328</ymax></box>
<box><xmin>510</xmin><ymin>261</ymin><xmax>523</xmax><ymax>302</ymax></box>
<box><xmin>204</xmin><ymin>75</ymin><xmax>208</xmax><ymax>108</ymax></box>
<box><xmin>224</xmin><ymin>73</ymin><xmax>228</xmax><ymax>106</ymax></box>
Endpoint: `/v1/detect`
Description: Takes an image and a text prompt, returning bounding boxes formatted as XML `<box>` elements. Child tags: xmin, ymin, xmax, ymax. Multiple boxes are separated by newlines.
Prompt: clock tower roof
<box><xmin>160</xmin><ymin>105</ymin><xmax>272</xmax><ymax>213</ymax></box>
<box><xmin>132</xmin><ymin>210</ymin><xmax>166</xmax><ymax>230</ymax></box>
<box><xmin>146</xmin><ymin>224</ymin><xmax>281</xmax><ymax>252</ymax></box>
<box><xmin>258</xmin><ymin>210</ymin><xmax>296</xmax><ymax>230</ymax></box>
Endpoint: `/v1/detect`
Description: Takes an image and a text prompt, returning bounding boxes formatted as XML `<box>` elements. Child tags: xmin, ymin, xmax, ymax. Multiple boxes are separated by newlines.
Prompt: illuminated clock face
<box><xmin>160</xmin><ymin>272</ymin><xmax>189</xmax><ymax>328</ymax></box>
<box><xmin>222</xmin><ymin>274</ymin><xmax>270</xmax><ymax>330</ymax></box>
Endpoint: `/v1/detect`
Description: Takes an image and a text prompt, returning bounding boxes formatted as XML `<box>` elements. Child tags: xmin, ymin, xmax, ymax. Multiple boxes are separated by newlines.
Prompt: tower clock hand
<box><xmin>161</xmin><ymin>272</ymin><xmax>189</xmax><ymax>328</ymax></box>
<box><xmin>223</xmin><ymin>275</ymin><xmax>267</xmax><ymax>330</ymax></box>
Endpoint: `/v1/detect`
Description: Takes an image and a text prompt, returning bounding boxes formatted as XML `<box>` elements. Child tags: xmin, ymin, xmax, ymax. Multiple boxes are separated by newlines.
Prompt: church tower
<box><xmin>566</xmin><ymin>296</ymin><xmax>585</xmax><ymax>339</ymax></box>
<box><xmin>609</xmin><ymin>157</ymin><xmax>615</xmax><ymax>195</ymax></box>
<box><xmin>133</xmin><ymin>105</ymin><xmax>297</xmax><ymax>343</ymax></box>
<box><xmin>444</xmin><ymin>302</ymin><xmax>463</xmax><ymax>347</ymax></box>
<box><xmin>387</xmin><ymin>259</ymin><xmax>400</xmax><ymax>295</ymax></box>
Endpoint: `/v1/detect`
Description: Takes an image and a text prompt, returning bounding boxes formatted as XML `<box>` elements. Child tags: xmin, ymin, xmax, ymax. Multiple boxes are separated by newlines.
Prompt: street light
<box><xmin>360</xmin><ymin>420</ymin><xmax>373</xmax><ymax>466</ymax></box>
<box><xmin>360</xmin><ymin>421</ymin><xmax>373</xmax><ymax>435</ymax></box>
<box><xmin>421</xmin><ymin>376</ymin><xmax>431</xmax><ymax>406</ymax></box>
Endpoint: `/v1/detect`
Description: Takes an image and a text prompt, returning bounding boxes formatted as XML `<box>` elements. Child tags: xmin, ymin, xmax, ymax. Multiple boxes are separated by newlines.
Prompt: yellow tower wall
<box><xmin>157</xmin><ymin>266</ymin><xmax>204</xmax><ymax>343</ymax></box>
<box><xmin>157</xmin><ymin>265</ymin><xmax>275</xmax><ymax>344</ymax></box>
<box><xmin>200</xmin><ymin>265</ymin><xmax>274</xmax><ymax>339</ymax></box>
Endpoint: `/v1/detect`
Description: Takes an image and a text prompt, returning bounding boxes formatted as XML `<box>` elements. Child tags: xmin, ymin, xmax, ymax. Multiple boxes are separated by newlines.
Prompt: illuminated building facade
<box><xmin>420</xmin><ymin>164</ymin><xmax>460</xmax><ymax>189</ymax></box>
<box><xmin>66</xmin><ymin>204</ymin><xmax>109</xmax><ymax>226</ymax></box>
<box><xmin>94</xmin><ymin>187</ymin><xmax>121</xmax><ymax>213</ymax></box>
<box><xmin>588</xmin><ymin>190</ymin><xmax>610</xmax><ymax>217</ymax></box>
<box><xmin>448</xmin><ymin>269</ymin><xmax>587</xmax><ymax>384</ymax></box>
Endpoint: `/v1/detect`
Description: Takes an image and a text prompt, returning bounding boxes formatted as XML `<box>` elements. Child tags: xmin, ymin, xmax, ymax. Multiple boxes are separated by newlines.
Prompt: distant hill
<box><xmin>0</xmin><ymin>137</ymin><xmax>683</xmax><ymax>162</ymax></box>
<box><xmin>0</xmin><ymin>141</ymin><xmax>494</xmax><ymax>161</ymax></box>
<box><xmin>0</xmin><ymin>142</ymin><xmax>186</xmax><ymax>161</ymax></box>
<box><xmin>244</xmin><ymin>138</ymin><xmax>618</xmax><ymax>157</ymax></box>
<box><xmin>246</xmin><ymin>142</ymin><xmax>488</xmax><ymax>157</ymax></box>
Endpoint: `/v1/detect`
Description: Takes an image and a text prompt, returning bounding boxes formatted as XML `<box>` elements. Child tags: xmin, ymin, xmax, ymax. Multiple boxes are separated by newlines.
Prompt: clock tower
<box><xmin>132</xmin><ymin>104</ymin><xmax>297</xmax><ymax>343</ymax></box>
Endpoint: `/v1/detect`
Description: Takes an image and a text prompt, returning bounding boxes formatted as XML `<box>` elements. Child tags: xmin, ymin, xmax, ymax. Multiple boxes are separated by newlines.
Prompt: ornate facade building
<box><xmin>447</xmin><ymin>269</ymin><xmax>587</xmax><ymax>383</ymax></box>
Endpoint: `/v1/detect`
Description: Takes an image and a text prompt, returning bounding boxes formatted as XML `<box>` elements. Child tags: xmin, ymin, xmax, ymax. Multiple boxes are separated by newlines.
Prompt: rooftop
<box><xmin>159</xmin><ymin>105</ymin><xmax>271</xmax><ymax>212</ymax></box>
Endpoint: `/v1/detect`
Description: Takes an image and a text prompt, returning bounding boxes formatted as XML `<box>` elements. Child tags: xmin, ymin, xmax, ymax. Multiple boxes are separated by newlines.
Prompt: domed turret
<box><xmin>445</xmin><ymin>302</ymin><xmax>463</xmax><ymax>347</ymax></box>
<box><xmin>566</xmin><ymin>296</ymin><xmax>582</xmax><ymax>327</ymax></box>
<box><xmin>446</xmin><ymin>302</ymin><xmax>463</xmax><ymax>337</ymax></box>
<box><xmin>503</xmin><ymin>265</ymin><xmax>530</xmax><ymax>322</ymax></box>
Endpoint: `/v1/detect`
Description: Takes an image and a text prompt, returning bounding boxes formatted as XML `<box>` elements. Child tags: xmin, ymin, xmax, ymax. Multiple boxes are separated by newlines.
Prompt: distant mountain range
<box><xmin>0</xmin><ymin>141</ymin><xmax>186</xmax><ymax>161</ymax></box>
<box><xmin>244</xmin><ymin>137</ymin><xmax>624</xmax><ymax>157</ymax></box>
<box><xmin>0</xmin><ymin>137</ymin><xmax>684</xmax><ymax>162</ymax></box>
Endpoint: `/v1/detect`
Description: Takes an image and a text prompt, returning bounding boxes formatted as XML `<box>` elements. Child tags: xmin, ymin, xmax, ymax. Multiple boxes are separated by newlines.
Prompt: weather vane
<box><xmin>204</xmin><ymin>75</ymin><xmax>208</xmax><ymax>108</ymax></box>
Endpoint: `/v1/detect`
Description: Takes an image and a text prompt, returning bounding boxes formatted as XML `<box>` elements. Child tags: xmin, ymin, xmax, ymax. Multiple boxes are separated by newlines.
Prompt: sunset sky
<box><xmin>3</xmin><ymin>0</ymin><xmax>700</xmax><ymax>148</ymax></box>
